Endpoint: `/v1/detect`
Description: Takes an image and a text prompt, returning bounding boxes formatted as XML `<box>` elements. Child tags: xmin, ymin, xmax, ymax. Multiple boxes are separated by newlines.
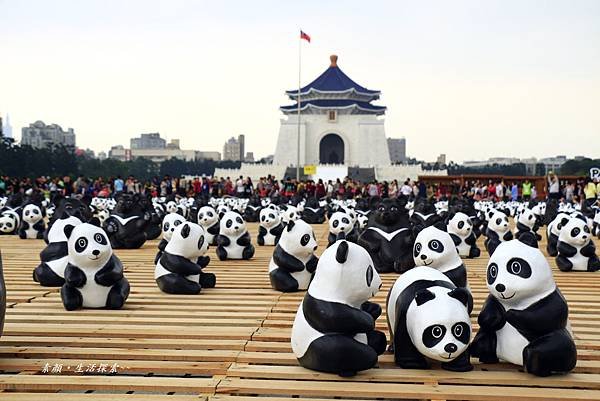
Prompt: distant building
<box><xmin>21</xmin><ymin>120</ymin><xmax>76</xmax><ymax>148</ymax></box>
<box><xmin>97</xmin><ymin>151</ymin><xmax>107</xmax><ymax>160</ymax></box>
<box><xmin>1</xmin><ymin>114</ymin><xmax>13</xmax><ymax>139</ymax></box>
<box><xmin>131</xmin><ymin>133</ymin><xmax>166</xmax><ymax>149</ymax></box>
<box><xmin>387</xmin><ymin>138</ymin><xmax>406</xmax><ymax>163</ymax></box>
<box><xmin>223</xmin><ymin>135</ymin><xmax>246</xmax><ymax>161</ymax></box>
<box><xmin>109</xmin><ymin>132</ymin><xmax>210</xmax><ymax>163</ymax></box>
<box><xmin>244</xmin><ymin>152</ymin><xmax>255</xmax><ymax>162</ymax></box>
<box><xmin>197</xmin><ymin>151</ymin><xmax>221</xmax><ymax>161</ymax></box>
<box><xmin>436</xmin><ymin>154</ymin><xmax>446</xmax><ymax>165</ymax></box>
<box><xmin>462</xmin><ymin>155</ymin><xmax>568</xmax><ymax>174</ymax></box>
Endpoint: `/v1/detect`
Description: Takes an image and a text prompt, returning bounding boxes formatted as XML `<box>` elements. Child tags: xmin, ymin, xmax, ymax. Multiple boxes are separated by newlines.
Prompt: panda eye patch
<box><xmin>269</xmin><ymin>214</ymin><xmax>275</xmax><ymax>219</ymax></box>
<box><xmin>506</xmin><ymin>257</ymin><xmax>531</xmax><ymax>278</ymax></box>
<box><xmin>163</xmin><ymin>222</ymin><xmax>170</xmax><ymax>231</ymax></box>
<box><xmin>496</xmin><ymin>218</ymin><xmax>501</xmax><ymax>225</ymax></box>
<box><xmin>452</xmin><ymin>322</ymin><xmax>470</xmax><ymax>343</ymax></box>
<box><xmin>571</xmin><ymin>227</ymin><xmax>580</xmax><ymax>237</ymax></box>
<box><xmin>261</xmin><ymin>216</ymin><xmax>266</xmax><ymax>222</ymax></box>
<box><xmin>94</xmin><ymin>233</ymin><xmax>107</xmax><ymax>245</ymax></box>
<box><xmin>414</xmin><ymin>243</ymin><xmax>422</xmax><ymax>257</ymax></box>
<box><xmin>458</xmin><ymin>221</ymin><xmax>464</xmax><ymax>229</ymax></box>
<box><xmin>342</xmin><ymin>217</ymin><xmax>349</xmax><ymax>224</ymax></box>
<box><xmin>584</xmin><ymin>225</ymin><xmax>590</xmax><ymax>234</ymax></box>
<box><xmin>487</xmin><ymin>262</ymin><xmax>498</xmax><ymax>285</ymax></box>
<box><xmin>226</xmin><ymin>220</ymin><xmax>233</xmax><ymax>228</ymax></box>
<box><xmin>428</xmin><ymin>240</ymin><xmax>444</xmax><ymax>253</ymax></box>
<box><xmin>198</xmin><ymin>235</ymin><xmax>205</xmax><ymax>249</ymax></box>
<box><xmin>366</xmin><ymin>265</ymin><xmax>373</xmax><ymax>287</ymax></box>
<box><xmin>333</xmin><ymin>220</ymin><xmax>339</xmax><ymax>228</ymax></box>
<box><xmin>422</xmin><ymin>324</ymin><xmax>446</xmax><ymax>348</ymax></box>
<box><xmin>25</xmin><ymin>211</ymin><xmax>30</xmax><ymax>216</ymax></box>
<box><xmin>174</xmin><ymin>220</ymin><xmax>182</xmax><ymax>226</ymax></box>
<box><xmin>208</xmin><ymin>212</ymin><xmax>213</xmax><ymax>217</ymax></box>
<box><xmin>75</xmin><ymin>237</ymin><xmax>88</xmax><ymax>253</ymax></box>
<box><xmin>301</xmin><ymin>234</ymin><xmax>311</xmax><ymax>246</ymax></box>
<box><xmin>236</xmin><ymin>217</ymin><xmax>243</xmax><ymax>224</ymax></box>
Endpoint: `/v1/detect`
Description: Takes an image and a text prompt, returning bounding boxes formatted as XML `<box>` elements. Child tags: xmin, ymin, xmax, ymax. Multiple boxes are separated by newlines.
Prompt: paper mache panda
<box><xmin>268</xmin><ymin>220</ymin><xmax>318</xmax><ymax>292</ymax></box>
<box><xmin>257</xmin><ymin>208</ymin><xmax>285</xmax><ymax>246</ymax></box>
<box><xmin>515</xmin><ymin>208</ymin><xmax>542</xmax><ymax>244</ymax></box>
<box><xmin>470</xmin><ymin>237</ymin><xmax>577</xmax><ymax>376</ymax></box>
<box><xmin>386</xmin><ymin>267</ymin><xmax>473</xmax><ymax>371</ymax></box>
<box><xmin>280</xmin><ymin>205</ymin><xmax>301</xmax><ymax>224</ymax></box>
<box><xmin>155</xmin><ymin>222</ymin><xmax>215</xmax><ymax>294</ymax></box>
<box><xmin>413</xmin><ymin>225</ymin><xmax>469</xmax><ymax>288</ymax></box>
<box><xmin>19</xmin><ymin>203</ymin><xmax>46</xmax><ymax>239</ymax></box>
<box><xmin>197</xmin><ymin>206</ymin><xmax>220</xmax><ymax>246</ymax></box>
<box><xmin>0</xmin><ymin>208</ymin><xmax>20</xmax><ymax>235</ymax></box>
<box><xmin>243</xmin><ymin>197</ymin><xmax>262</xmax><ymax>223</ymax></box>
<box><xmin>556</xmin><ymin>216</ymin><xmax>600</xmax><ymax>272</ymax></box>
<box><xmin>546</xmin><ymin>212</ymin><xmax>570</xmax><ymax>257</ymax></box>
<box><xmin>327</xmin><ymin>211</ymin><xmax>358</xmax><ymax>247</ymax></box>
<box><xmin>154</xmin><ymin>213</ymin><xmax>186</xmax><ymax>264</ymax></box>
<box><xmin>301</xmin><ymin>197</ymin><xmax>326</xmax><ymax>224</ymax></box>
<box><xmin>484</xmin><ymin>211</ymin><xmax>514</xmax><ymax>256</ymax></box>
<box><xmin>103</xmin><ymin>193</ymin><xmax>150</xmax><ymax>249</ymax></box>
<box><xmin>216</xmin><ymin>211</ymin><xmax>255</xmax><ymax>260</ymax></box>
<box><xmin>291</xmin><ymin>240</ymin><xmax>387</xmax><ymax>376</ymax></box>
<box><xmin>446</xmin><ymin>212</ymin><xmax>480</xmax><ymax>258</ymax></box>
<box><xmin>60</xmin><ymin>223</ymin><xmax>130</xmax><ymax>310</ymax></box>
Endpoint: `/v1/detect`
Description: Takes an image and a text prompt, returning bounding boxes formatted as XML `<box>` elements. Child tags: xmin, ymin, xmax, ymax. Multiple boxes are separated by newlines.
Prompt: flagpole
<box><xmin>296</xmin><ymin>31</ymin><xmax>301</xmax><ymax>182</ymax></box>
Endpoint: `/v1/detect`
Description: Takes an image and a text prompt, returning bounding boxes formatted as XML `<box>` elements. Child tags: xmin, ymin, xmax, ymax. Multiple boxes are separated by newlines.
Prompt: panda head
<box><xmin>517</xmin><ymin>208</ymin><xmax>537</xmax><ymax>230</ymax></box>
<box><xmin>165</xmin><ymin>222</ymin><xmax>208</xmax><ymax>259</ymax></box>
<box><xmin>413</xmin><ymin>225</ymin><xmax>460</xmax><ymax>269</ymax></box>
<box><xmin>374</xmin><ymin>198</ymin><xmax>405</xmax><ymax>225</ymax></box>
<box><xmin>165</xmin><ymin>201</ymin><xmax>178</xmax><ymax>214</ymax></box>
<box><xmin>23</xmin><ymin>204</ymin><xmax>44</xmax><ymax>224</ymax></box>
<box><xmin>197</xmin><ymin>206</ymin><xmax>218</xmax><ymax>227</ymax></box>
<box><xmin>487</xmin><ymin>211</ymin><xmax>510</xmax><ymax>233</ymax></box>
<box><xmin>308</xmin><ymin>240</ymin><xmax>381</xmax><ymax>308</ymax></box>
<box><xmin>446</xmin><ymin>212</ymin><xmax>472</xmax><ymax>237</ymax></box>
<box><xmin>487</xmin><ymin>238</ymin><xmax>555</xmax><ymax>308</ymax></box>
<box><xmin>47</xmin><ymin>215</ymin><xmax>82</xmax><ymax>242</ymax></box>
<box><xmin>282</xmin><ymin>206</ymin><xmax>300</xmax><ymax>222</ymax></box>
<box><xmin>66</xmin><ymin>223</ymin><xmax>112</xmax><ymax>269</ymax></box>
<box><xmin>357</xmin><ymin>214</ymin><xmax>369</xmax><ymax>230</ymax></box>
<box><xmin>217</xmin><ymin>205</ymin><xmax>230</xmax><ymax>219</ymax></box>
<box><xmin>220</xmin><ymin>211</ymin><xmax>247</xmax><ymax>237</ymax></box>
<box><xmin>0</xmin><ymin>214</ymin><xmax>16</xmax><ymax>233</ymax></box>
<box><xmin>338</xmin><ymin>206</ymin><xmax>357</xmax><ymax>225</ymax></box>
<box><xmin>407</xmin><ymin>284</ymin><xmax>471</xmax><ymax>362</ymax></box>
<box><xmin>559</xmin><ymin>217</ymin><xmax>591</xmax><ymax>247</ymax></box>
<box><xmin>259</xmin><ymin>208</ymin><xmax>281</xmax><ymax>229</ymax></box>
<box><xmin>549</xmin><ymin>212</ymin><xmax>571</xmax><ymax>237</ymax></box>
<box><xmin>329</xmin><ymin>212</ymin><xmax>353</xmax><ymax>237</ymax></box>
<box><xmin>280</xmin><ymin>220</ymin><xmax>317</xmax><ymax>258</ymax></box>
<box><xmin>162</xmin><ymin>212</ymin><xmax>186</xmax><ymax>242</ymax></box>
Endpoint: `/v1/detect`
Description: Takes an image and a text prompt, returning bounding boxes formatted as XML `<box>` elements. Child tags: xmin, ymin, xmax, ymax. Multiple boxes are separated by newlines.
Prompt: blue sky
<box><xmin>1</xmin><ymin>0</ymin><xmax>599</xmax><ymax>162</ymax></box>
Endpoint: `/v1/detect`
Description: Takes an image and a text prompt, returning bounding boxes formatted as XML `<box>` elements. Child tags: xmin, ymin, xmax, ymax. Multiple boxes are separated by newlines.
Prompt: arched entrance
<box><xmin>319</xmin><ymin>134</ymin><xmax>344</xmax><ymax>164</ymax></box>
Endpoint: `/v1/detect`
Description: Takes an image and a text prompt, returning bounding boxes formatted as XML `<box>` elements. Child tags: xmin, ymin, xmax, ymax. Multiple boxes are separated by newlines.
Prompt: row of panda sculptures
<box><xmin>1</xmin><ymin>191</ymin><xmax>598</xmax><ymax>379</ymax></box>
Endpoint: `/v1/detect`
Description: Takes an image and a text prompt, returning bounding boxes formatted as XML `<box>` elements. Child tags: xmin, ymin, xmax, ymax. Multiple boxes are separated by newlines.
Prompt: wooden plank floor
<box><xmin>0</xmin><ymin>222</ymin><xmax>599</xmax><ymax>401</ymax></box>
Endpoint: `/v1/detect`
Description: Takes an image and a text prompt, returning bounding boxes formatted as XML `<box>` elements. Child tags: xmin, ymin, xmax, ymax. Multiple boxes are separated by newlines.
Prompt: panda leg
<box><xmin>154</xmin><ymin>251</ymin><xmax>162</xmax><ymax>265</ymax></box>
<box><xmin>33</xmin><ymin>263</ymin><xmax>65</xmax><ymax>287</ymax></box>
<box><xmin>366</xmin><ymin>330</ymin><xmax>387</xmax><ymax>355</ymax></box>
<box><xmin>297</xmin><ymin>334</ymin><xmax>379</xmax><ymax>377</ymax></box>
<box><xmin>156</xmin><ymin>274</ymin><xmax>201</xmax><ymax>295</ymax></box>
<box><xmin>106</xmin><ymin>277</ymin><xmax>130</xmax><ymax>309</ymax></box>
<box><xmin>199</xmin><ymin>272</ymin><xmax>216</xmax><ymax>288</ymax></box>
<box><xmin>242</xmin><ymin>244</ymin><xmax>255</xmax><ymax>260</ymax></box>
<box><xmin>469</xmin><ymin>246</ymin><xmax>480</xmax><ymax>258</ymax></box>
<box><xmin>469</xmin><ymin>330</ymin><xmax>499</xmax><ymax>364</ymax></box>
<box><xmin>546</xmin><ymin>242</ymin><xmax>557</xmax><ymax>257</ymax></box>
<box><xmin>393</xmin><ymin>323</ymin><xmax>429</xmax><ymax>369</ymax></box>
<box><xmin>523</xmin><ymin>328</ymin><xmax>577</xmax><ymax>377</ymax></box>
<box><xmin>442</xmin><ymin>349</ymin><xmax>473</xmax><ymax>372</ymax></box>
<box><xmin>587</xmin><ymin>256</ymin><xmax>600</xmax><ymax>272</ymax></box>
<box><xmin>269</xmin><ymin>269</ymin><xmax>299</xmax><ymax>292</ymax></box>
<box><xmin>216</xmin><ymin>246</ymin><xmax>228</xmax><ymax>261</ymax></box>
<box><xmin>36</xmin><ymin>231</ymin><xmax>44</xmax><ymax>240</ymax></box>
<box><xmin>555</xmin><ymin>255</ymin><xmax>573</xmax><ymax>272</ymax></box>
<box><xmin>257</xmin><ymin>235</ymin><xmax>265</xmax><ymax>246</ymax></box>
<box><xmin>60</xmin><ymin>285</ymin><xmax>83</xmax><ymax>311</ymax></box>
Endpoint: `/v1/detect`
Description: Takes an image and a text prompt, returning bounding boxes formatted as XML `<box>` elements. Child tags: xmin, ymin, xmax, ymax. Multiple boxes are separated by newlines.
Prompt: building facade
<box><xmin>131</xmin><ymin>133</ymin><xmax>166</xmax><ymax>149</ymax></box>
<box><xmin>21</xmin><ymin>120</ymin><xmax>76</xmax><ymax>148</ymax></box>
<box><xmin>109</xmin><ymin>133</ymin><xmax>214</xmax><ymax>163</ymax></box>
<box><xmin>223</xmin><ymin>135</ymin><xmax>245</xmax><ymax>161</ymax></box>
<box><xmin>1</xmin><ymin>114</ymin><xmax>13</xmax><ymax>139</ymax></box>
<box><xmin>387</xmin><ymin>137</ymin><xmax>406</xmax><ymax>163</ymax></box>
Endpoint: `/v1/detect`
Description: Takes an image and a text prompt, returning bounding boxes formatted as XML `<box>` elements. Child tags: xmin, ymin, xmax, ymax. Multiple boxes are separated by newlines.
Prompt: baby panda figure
<box><xmin>61</xmin><ymin>223</ymin><xmax>130</xmax><ymax>310</ymax></box>
<box><xmin>387</xmin><ymin>267</ymin><xmax>473</xmax><ymax>371</ymax></box>
<box><xmin>280</xmin><ymin>205</ymin><xmax>301</xmax><ymax>224</ymax></box>
<box><xmin>19</xmin><ymin>203</ymin><xmax>46</xmax><ymax>239</ymax></box>
<box><xmin>515</xmin><ymin>208</ymin><xmax>542</xmax><ymax>243</ymax></box>
<box><xmin>291</xmin><ymin>241</ymin><xmax>386</xmax><ymax>376</ymax></box>
<box><xmin>556</xmin><ymin>216</ymin><xmax>600</xmax><ymax>272</ymax></box>
<box><xmin>257</xmin><ymin>208</ymin><xmax>285</xmax><ymax>246</ymax></box>
<box><xmin>546</xmin><ymin>212</ymin><xmax>570</xmax><ymax>257</ymax></box>
<box><xmin>327</xmin><ymin>211</ymin><xmax>358</xmax><ymax>247</ymax></box>
<box><xmin>470</xmin><ymin>237</ymin><xmax>577</xmax><ymax>376</ymax></box>
<box><xmin>155</xmin><ymin>213</ymin><xmax>186</xmax><ymax>264</ymax></box>
<box><xmin>446</xmin><ymin>212</ymin><xmax>480</xmax><ymax>258</ymax></box>
<box><xmin>484</xmin><ymin>211</ymin><xmax>513</xmax><ymax>256</ymax></box>
<box><xmin>268</xmin><ymin>220</ymin><xmax>318</xmax><ymax>292</ymax></box>
<box><xmin>0</xmin><ymin>208</ymin><xmax>20</xmax><ymax>235</ymax></box>
<box><xmin>413</xmin><ymin>225</ymin><xmax>469</xmax><ymax>288</ymax></box>
<box><xmin>197</xmin><ymin>206</ymin><xmax>220</xmax><ymax>246</ymax></box>
<box><xmin>216</xmin><ymin>211</ymin><xmax>255</xmax><ymax>260</ymax></box>
<box><xmin>155</xmin><ymin>222</ymin><xmax>216</xmax><ymax>294</ymax></box>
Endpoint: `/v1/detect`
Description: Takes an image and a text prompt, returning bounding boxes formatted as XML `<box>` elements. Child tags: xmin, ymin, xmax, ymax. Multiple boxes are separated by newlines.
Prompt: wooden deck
<box><xmin>0</xmin><ymin>223</ymin><xmax>599</xmax><ymax>401</ymax></box>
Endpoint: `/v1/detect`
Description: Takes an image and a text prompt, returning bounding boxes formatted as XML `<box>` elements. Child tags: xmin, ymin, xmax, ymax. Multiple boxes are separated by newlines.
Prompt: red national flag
<box><xmin>300</xmin><ymin>30</ymin><xmax>311</xmax><ymax>43</ymax></box>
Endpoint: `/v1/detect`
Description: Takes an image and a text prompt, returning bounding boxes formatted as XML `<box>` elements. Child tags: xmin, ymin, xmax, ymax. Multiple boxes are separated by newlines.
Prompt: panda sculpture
<box><xmin>410</xmin><ymin>198</ymin><xmax>442</xmax><ymax>236</ymax></box>
<box><xmin>154</xmin><ymin>213</ymin><xmax>186</xmax><ymax>264</ymax></box>
<box><xmin>546</xmin><ymin>212</ymin><xmax>570</xmax><ymax>257</ymax></box>
<box><xmin>155</xmin><ymin>222</ymin><xmax>216</xmax><ymax>294</ymax></box>
<box><xmin>327</xmin><ymin>211</ymin><xmax>358</xmax><ymax>247</ymax></box>
<box><xmin>268</xmin><ymin>220</ymin><xmax>318</xmax><ymax>292</ymax></box>
<box><xmin>446</xmin><ymin>212</ymin><xmax>480</xmax><ymax>258</ymax></box>
<box><xmin>386</xmin><ymin>267</ymin><xmax>473</xmax><ymax>371</ymax></box>
<box><xmin>19</xmin><ymin>203</ymin><xmax>46</xmax><ymax>239</ymax></box>
<box><xmin>470</xmin><ymin>237</ymin><xmax>577</xmax><ymax>376</ymax></box>
<box><xmin>291</xmin><ymin>240</ymin><xmax>387</xmax><ymax>376</ymax></box>
<box><xmin>413</xmin><ymin>225</ymin><xmax>468</xmax><ymax>288</ymax></box>
<box><xmin>280</xmin><ymin>205</ymin><xmax>301</xmax><ymax>224</ymax></box>
<box><xmin>103</xmin><ymin>193</ymin><xmax>150</xmax><ymax>249</ymax></box>
<box><xmin>243</xmin><ymin>197</ymin><xmax>262</xmax><ymax>223</ymax></box>
<box><xmin>484</xmin><ymin>211</ymin><xmax>514</xmax><ymax>256</ymax></box>
<box><xmin>0</xmin><ymin>208</ymin><xmax>20</xmax><ymax>235</ymax></box>
<box><xmin>197</xmin><ymin>206</ymin><xmax>220</xmax><ymax>246</ymax></box>
<box><xmin>556</xmin><ymin>216</ymin><xmax>600</xmax><ymax>272</ymax></box>
<box><xmin>301</xmin><ymin>197</ymin><xmax>326</xmax><ymax>224</ymax></box>
<box><xmin>216</xmin><ymin>211</ymin><xmax>255</xmax><ymax>260</ymax></box>
<box><xmin>257</xmin><ymin>208</ymin><xmax>285</xmax><ymax>246</ymax></box>
<box><xmin>515</xmin><ymin>208</ymin><xmax>542</xmax><ymax>243</ymax></box>
<box><xmin>60</xmin><ymin>223</ymin><xmax>130</xmax><ymax>310</ymax></box>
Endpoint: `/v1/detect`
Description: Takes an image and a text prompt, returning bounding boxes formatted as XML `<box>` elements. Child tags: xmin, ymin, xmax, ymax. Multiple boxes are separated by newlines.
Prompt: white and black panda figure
<box><xmin>357</xmin><ymin>214</ymin><xmax>369</xmax><ymax>232</ymax></box>
<box><xmin>155</xmin><ymin>222</ymin><xmax>215</xmax><ymax>294</ymax></box>
<box><xmin>243</xmin><ymin>197</ymin><xmax>262</xmax><ymax>223</ymax></box>
<box><xmin>197</xmin><ymin>206</ymin><xmax>220</xmax><ymax>246</ymax></box>
<box><xmin>216</xmin><ymin>211</ymin><xmax>255</xmax><ymax>260</ymax></box>
<box><xmin>280</xmin><ymin>205</ymin><xmax>301</xmax><ymax>224</ymax></box>
<box><xmin>327</xmin><ymin>211</ymin><xmax>358</xmax><ymax>247</ymax></box>
<box><xmin>33</xmin><ymin>215</ymin><xmax>83</xmax><ymax>287</ymax></box>
<box><xmin>60</xmin><ymin>223</ymin><xmax>130</xmax><ymax>310</ymax></box>
<box><xmin>155</xmin><ymin>213</ymin><xmax>186</xmax><ymax>264</ymax></box>
<box><xmin>0</xmin><ymin>208</ymin><xmax>20</xmax><ymax>235</ymax></box>
<box><xmin>556</xmin><ymin>216</ymin><xmax>600</xmax><ymax>272</ymax></box>
<box><xmin>257</xmin><ymin>208</ymin><xmax>285</xmax><ymax>246</ymax></box>
<box><xmin>386</xmin><ymin>267</ymin><xmax>473</xmax><ymax>371</ymax></box>
<box><xmin>301</xmin><ymin>197</ymin><xmax>326</xmax><ymax>224</ymax></box>
<box><xmin>470</xmin><ymin>237</ymin><xmax>577</xmax><ymax>376</ymax></box>
<box><xmin>268</xmin><ymin>220</ymin><xmax>318</xmax><ymax>292</ymax></box>
<box><xmin>546</xmin><ymin>212</ymin><xmax>570</xmax><ymax>257</ymax></box>
<box><xmin>484</xmin><ymin>211</ymin><xmax>513</xmax><ymax>256</ymax></box>
<box><xmin>446</xmin><ymin>212</ymin><xmax>480</xmax><ymax>258</ymax></box>
<box><xmin>19</xmin><ymin>203</ymin><xmax>46</xmax><ymax>239</ymax></box>
<box><xmin>515</xmin><ymin>208</ymin><xmax>542</xmax><ymax>244</ymax></box>
<box><xmin>413</xmin><ymin>225</ymin><xmax>468</xmax><ymax>288</ymax></box>
<box><xmin>291</xmin><ymin>240</ymin><xmax>387</xmax><ymax>376</ymax></box>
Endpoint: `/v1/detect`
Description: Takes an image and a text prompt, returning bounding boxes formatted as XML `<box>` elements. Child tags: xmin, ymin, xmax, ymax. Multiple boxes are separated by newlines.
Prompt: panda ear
<box><xmin>335</xmin><ymin>240</ymin><xmax>349</xmax><ymax>263</ymax></box>
<box><xmin>517</xmin><ymin>232</ymin><xmax>538</xmax><ymax>248</ymax></box>
<box><xmin>448</xmin><ymin>287</ymin><xmax>471</xmax><ymax>308</ymax></box>
<box><xmin>558</xmin><ymin>217</ymin><xmax>569</xmax><ymax>229</ymax></box>
<box><xmin>286</xmin><ymin>220</ymin><xmax>295</xmax><ymax>232</ymax></box>
<box><xmin>63</xmin><ymin>224</ymin><xmax>75</xmax><ymax>239</ymax></box>
<box><xmin>181</xmin><ymin>224</ymin><xmax>190</xmax><ymax>239</ymax></box>
<box><xmin>415</xmin><ymin>289</ymin><xmax>436</xmax><ymax>306</ymax></box>
<box><xmin>433</xmin><ymin>221</ymin><xmax>447</xmax><ymax>231</ymax></box>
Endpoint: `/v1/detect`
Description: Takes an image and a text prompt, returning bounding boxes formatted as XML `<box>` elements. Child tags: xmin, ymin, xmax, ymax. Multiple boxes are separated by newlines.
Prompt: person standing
<box><xmin>511</xmin><ymin>182</ymin><xmax>518</xmax><ymax>201</ymax></box>
<box><xmin>522</xmin><ymin>179</ymin><xmax>532</xmax><ymax>201</ymax></box>
<box><xmin>547</xmin><ymin>173</ymin><xmax>560</xmax><ymax>200</ymax></box>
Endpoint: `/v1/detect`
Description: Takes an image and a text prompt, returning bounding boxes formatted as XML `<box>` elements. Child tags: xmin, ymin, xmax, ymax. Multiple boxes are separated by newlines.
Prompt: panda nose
<box><xmin>420</xmin><ymin>254</ymin><xmax>427</xmax><ymax>260</ymax></box>
<box><xmin>444</xmin><ymin>343</ymin><xmax>457</xmax><ymax>353</ymax></box>
<box><xmin>92</xmin><ymin>250</ymin><xmax>100</xmax><ymax>256</ymax></box>
<box><xmin>495</xmin><ymin>283</ymin><xmax>506</xmax><ymax>293</ymax></box>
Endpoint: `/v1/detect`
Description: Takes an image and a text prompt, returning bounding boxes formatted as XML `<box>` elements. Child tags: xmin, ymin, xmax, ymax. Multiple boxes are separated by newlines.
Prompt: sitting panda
<box><xmin>280</xmin><ymin>205</ymin><xmax>301</xmax><ymax>224</ymax></box>
<box><xmin>60</xmin><ymin>223</ymin><xmax>130</xmax><ymax>310</ymax></box>
<box><xmin>470</xmin><ymin>237</ymin><xmax>577</xmax><ymax>376</ymax></box>
<box><xmin>446</xmin><ymin>212</ymin><xmax>480</xmax><ymax>258</ymax></box>
<box><xmin>103</xmin><ymin>193</ymin><xmax>150</xmax><ymax>249</ymax></box>
<box><xmin>197</xmin><ymin>206</ymin><xmax>220</xmax><ymax>246</ymax></box>
<box><xmin>268</xmin><ymin>220</ymin><xmax>318</xmax><ymax>292</ymax></box>
<box><xmin>257</xmin><ymin>208</ymin><xmax>285</xmax><ymax>246</ymax></box>
<box><xmin>0</xmin><ymin>208</ymin><xmax>20</xmax><ymax>235</ymax></box>
<box><xmin>19</xmin><ymin>204</ymin><xmax>46</xmax><ymax>239</ymax></box>
<box><xmin>243</xmin><ymin>197</ymin><xmax>262</xmax><ymax>223</ymax></box>
<box><xmin>556</xmin><ymin>216</ymin><xmax>600</xmax><ymax>272</ymax></box>
<box><xmin>515</xmin><ymin>208</ymin><xmax>542</xmax><ymax>243</ymax></box>
<box><xmin>327</xmin><ymin>211</ymin><xmax>358</xmax><ymax>247</ymax></box>
<box><xmin>413</xmin><ymin>225</ymin><xmax>469</xmax><ymax>288</ymax></box>
<box><xmin>291</xmin><ymin>240</ymin><xmax>387</xmax><ymax>376</ymax></box>
<box><xmin>410</xmin><ymin>199</ymin><xmax>442</xmax><ymax>237</ymax></box>
<box><xmin>546</xmin><ymin>212</ymin><xmax>570</xmax><ymax>257</ymax></box>
<box><xmin>386</xmin><ymin>267</ymin><xmax>473</xmax><ymax>371</ymax></box>
<box><xmin>216</xmin><ymin>211</ymin><xmax>255</xmax><ymax>260</ymax></box>
<box><xmin>155</xmin><ymin>213</ymin><xmax>186</xmax><ymax>264</ymax></box>
<box><xmin>155</xmin><ymin>222</ymin><xmax>216</xmax><ymax>294</ymax></box>
<box><xmin>484</xmin><ymin>211</ymin><xmax>513</xmax><ymax>256</ymax></box>
<box><xmin>301</xmin><ymin>198</ymin><xmax>326</xmax><ymax>224</ymax></box>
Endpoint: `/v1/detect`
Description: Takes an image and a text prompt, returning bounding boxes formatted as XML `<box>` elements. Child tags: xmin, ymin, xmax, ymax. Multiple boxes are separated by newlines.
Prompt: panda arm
<box><xmin>39</xmin><ymin>242</ymin><xmax>68</xmax><ymax>262</ymax></box>
<box><xmin>197</xmin><ymin>255</ymin><xmax>210</xmax><ymax>268</ymax></box>
<box><xmin>32</xmin><ymin>220</ymin><xmax>45</xmax><ymax>231</ymax></box>
<box><xmin>305</xmin><ymin>255</ymin><xmax>319</xmax><ymax>273</ymax></box>
<box><xmin>580</xmin><ymin>241</ymin><xmax>596</xmax><ymax>257</ymax></box>
<box><xmin>157</xmin><ymin>239</ymin><xmax>168</xmax><ymax>252</ymax></box>
<box><xmin>216</xmin><ymin>235</ymin><xmax>231</xmax><ymax>247</ymax></box>
<box><xmin>360</xmin><ymin>301</ymin><xmax>382</xmax><ymax>320</ymax></box>
<box><xmin>502</xmin><ymin>231</ymin><xmax>514</xmax><ymax>241</ymax></box>
<box><xmin>95</xmin><ymin>255</ymin><xmax>124</xmax><ymax>286</ymax></box>
<box><xmin>18</xmin><ymin>225</ymin><xmax>27</xmax><ymax>239</ymax></box>
<box><xmin>271</xmin><ymin>223</ymin><xmax>285</xmax><ymax>238</ymax></box>
<box><xmin>273</xmin><ymin>245</ymin><xmax>305</xmax><ymax>272</ymax></box>
<box><xmin>303</xmin><ymin>294</ymin><xmax>375</xmax><ymax>334</ymax></box>
<box><xmin>477</xmin><ymin>295</ymin><xmax>506</xmax><ymax>331</ymax></box>
<box><xmin>464</xmin><ymin>232</ymin><xmax>476</xmax><ymax>246</ymax></box>
<box><xmin>64</xmin><ymin>263</ymin><xmax>87</xmax><ymax>288</ymax></box>
<box><xmin>159</xmin><ymin>253</ymin><xmax>202</xmax><ymax>275</ymax></box>
<box><xmin>207</xmin><ymin>224</ymin><xmax>220</xmax><ymax>236</ymax></box>
<box><xmin>357</xmin><ymin>229</ymin><xmax>380</xmax><ymax>252</ymax></box>
<box><xmin>258</xmin><ymin>226</ymin><xmax>267</xmax><ymax>236</ymax></box>
<box><xmin>557</xmin><ymin>241</ymin><xmax>577</xmax><ymax>257</ymax></box>
<box><xmin>506</xmin><ymin>290</ymin><xmax>568</xmax><ymax>340</ymax></box>
<box><xmin>236</xmin><ymin>232</ymin><xmax>251</xmax><ymax>246</ymax></box>
<box><xmin>449</xmin><ymin>233</ymin><xmax>461</xmax><ymax>247</ymax></box>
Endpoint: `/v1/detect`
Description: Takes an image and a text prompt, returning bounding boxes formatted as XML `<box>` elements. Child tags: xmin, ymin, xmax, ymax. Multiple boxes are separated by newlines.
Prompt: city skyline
<box><xmin>1</xmin><ymin>0</ymin><xmax>599</xmax><ymax>163</ymax></box>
